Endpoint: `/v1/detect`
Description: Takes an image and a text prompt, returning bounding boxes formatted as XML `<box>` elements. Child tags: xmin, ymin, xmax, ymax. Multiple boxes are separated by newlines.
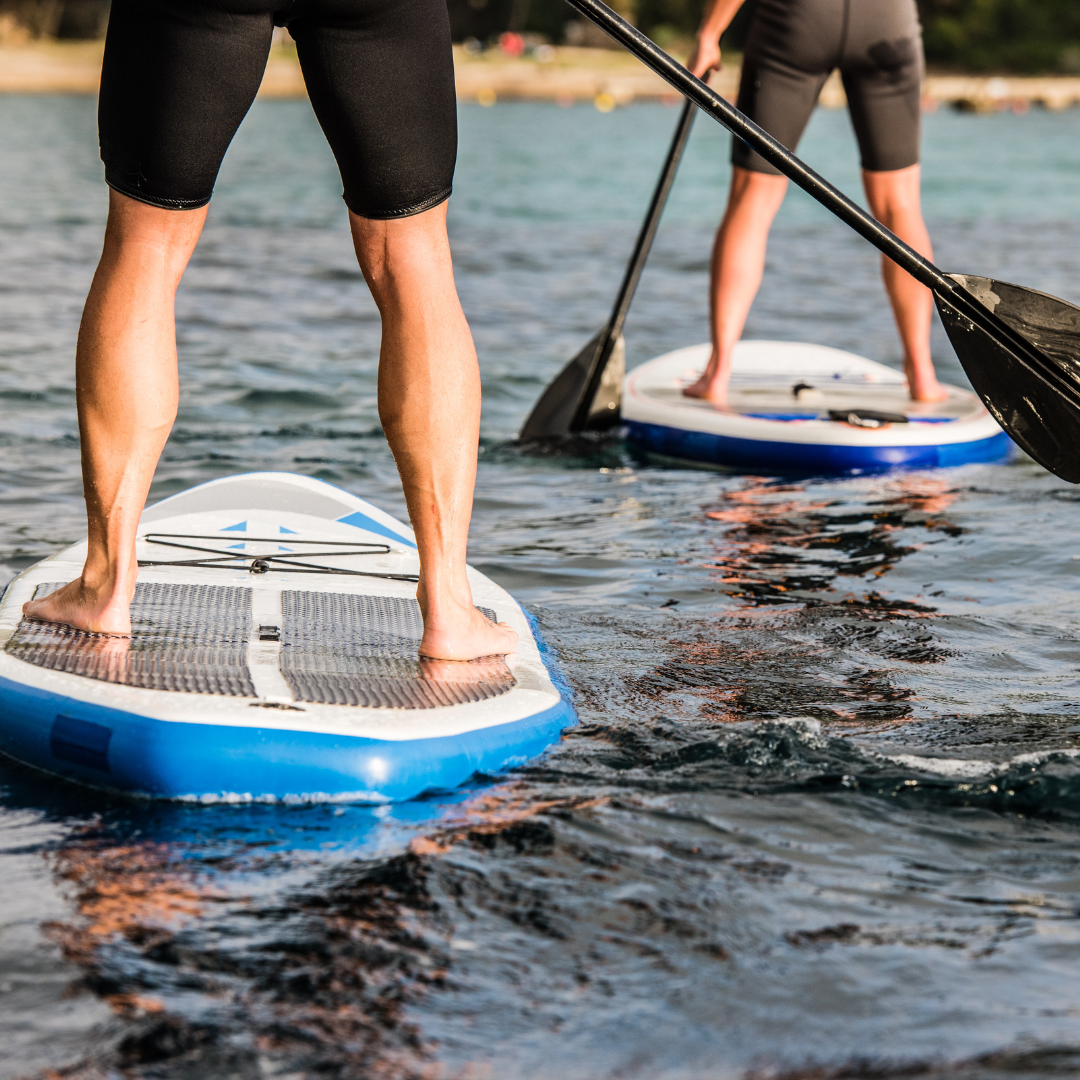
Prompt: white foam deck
<box><xmin>624</xmin><ymin>341</ymin><xmax>999</xmax><ymax>448</ymax></box>
<box><xmin>0</xmin><ymin>475</ymin><xmax>560</xmax><ymax>744</ymax></box>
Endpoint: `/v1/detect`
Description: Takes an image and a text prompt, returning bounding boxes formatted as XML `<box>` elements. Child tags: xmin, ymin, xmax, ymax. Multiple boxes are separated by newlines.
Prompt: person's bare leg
<box><xmin>350</xmin><ymin>203</ymin><xmax>517</xmax><ymax>661</ymax></box>
<box><xmin>23</xmin><ymin>190</ymin><xmax>206</xmax><ymax>634</ymax></box>
<box><xmin>862</xmin><ymin>164</ymin><xmax>945</xmax><ymax>403</ymax></box>
<box><xmin>683</xmin><ymin>167</ymin><xmax>788</xmax><ymax>406</ymax></box>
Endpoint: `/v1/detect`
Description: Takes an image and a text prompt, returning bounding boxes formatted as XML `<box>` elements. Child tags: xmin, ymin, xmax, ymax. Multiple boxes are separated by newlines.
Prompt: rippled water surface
<box><xmin>4</xmin><ymin>95</ymin><xmax>1080</xmax><ymax>1079</ymax></box>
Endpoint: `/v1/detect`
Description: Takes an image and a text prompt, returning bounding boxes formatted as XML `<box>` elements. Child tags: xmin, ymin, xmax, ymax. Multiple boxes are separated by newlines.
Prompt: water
<box><xmin>3</xmin><ymin>95</ymin><xmax>1080</xmax><ymax>1078</ymax></box>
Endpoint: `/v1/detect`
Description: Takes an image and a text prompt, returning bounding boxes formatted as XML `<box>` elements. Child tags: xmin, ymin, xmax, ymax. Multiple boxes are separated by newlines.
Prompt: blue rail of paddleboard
<box><xmin>625</xmin><ymin>420</ymin><xmax>1012</xmax><ymax>474</ymax></box>
<box><xmin>0</xmin><ymin>672</ymin><xmax>575</xmax><ymax>803</ymax></box>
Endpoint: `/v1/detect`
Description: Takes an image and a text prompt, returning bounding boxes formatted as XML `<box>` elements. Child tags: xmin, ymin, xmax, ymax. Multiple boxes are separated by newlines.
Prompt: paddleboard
<box><xmin>0</xmin><ymin>473</ymin><xmax>574</xmax><ymax>804</ymax></box>
<box><xmin>622</xmin><ymin>341</ymin><xmax>1010</xmax><ymax>473</ymax></box>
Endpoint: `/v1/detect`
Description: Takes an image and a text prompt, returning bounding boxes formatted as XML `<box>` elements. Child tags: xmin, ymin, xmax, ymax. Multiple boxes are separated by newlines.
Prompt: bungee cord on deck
<box><xmin>138</xmin><ymin>534</ymin><xmax>419</xmax><ymax>582</ymax></box>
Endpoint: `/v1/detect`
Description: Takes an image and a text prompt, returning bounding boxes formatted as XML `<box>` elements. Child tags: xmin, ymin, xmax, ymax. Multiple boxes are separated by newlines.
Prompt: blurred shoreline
<box><xmin>2</xmin><ymin>41</ymin><xmax>1080</xmax><ymax>112</ymax></box>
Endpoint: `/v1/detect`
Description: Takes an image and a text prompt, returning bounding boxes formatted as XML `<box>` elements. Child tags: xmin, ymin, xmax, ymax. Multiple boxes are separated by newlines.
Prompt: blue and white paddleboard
<box><xmin>623</xmin><ymin>341</ymin><xmax>1010</xmax><ymax>473</ymax></box>
<box><xmin>0</xmin><ymin>473</ymin><xmax>574</xmax><ymax>803</ymax></box>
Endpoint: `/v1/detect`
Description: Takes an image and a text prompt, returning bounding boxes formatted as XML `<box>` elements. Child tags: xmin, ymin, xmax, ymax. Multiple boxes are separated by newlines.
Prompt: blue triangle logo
<box><xmin>336</xmin><ymin>511</ymin><xmax>416</xmax><ymax>548</ymax></box>
<box><xmin>278</xmin><ymin>545</ymin><xmax>294</xmax><ymax>552</ymax></box>
<box><xmin>221</xmin><ymin>521</ymin><xmax>247</xmax><ymax>532</ymax></box>
<box><xmin>228</xmin><ymin>542</ymin><xmax>246</xmax><ymax>550</ymax></box>
<box><xmin>279</xmin><ymin>526</ymin><xmax>298</xmax><ymax>534</ymax></box>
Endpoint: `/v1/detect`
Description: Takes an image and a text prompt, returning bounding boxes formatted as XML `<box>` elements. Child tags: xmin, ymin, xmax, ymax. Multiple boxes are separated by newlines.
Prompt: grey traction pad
<box><xmin>7</xmin><ymin>582</ymin><xmax>255</xmax><ymax>697</ymax></box>
<box><xmin>280</xmin><ymin>590</ymin><xmax>515</xmax><ymax>709</ymax></box>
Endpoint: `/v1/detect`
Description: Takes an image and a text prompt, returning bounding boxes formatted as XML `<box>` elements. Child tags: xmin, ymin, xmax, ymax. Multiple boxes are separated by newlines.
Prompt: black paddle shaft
<box><xmin>561</xmin><ymin>0</ymin><xmax>1080</xmax><ymax>413</ymax></box>
<box><xmin>571</xmin><ymin>97</ymin><xmax>697</xmax><ymax>430</ymax></box>
<box><xmin>606</xmin><ymin>98</ymin><xmax>696</xmax><ymax>344</ymax></box>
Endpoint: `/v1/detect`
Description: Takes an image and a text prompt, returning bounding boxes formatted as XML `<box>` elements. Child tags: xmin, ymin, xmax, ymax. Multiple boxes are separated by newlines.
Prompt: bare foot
<box><xmin>908</xmin><ymin>379</ymin><xmax>949</xmax><ymax>404</ymax></box>
<box><xmin>418</xmin><ymin>598</ymin><xmax>518</xmax><ymax>662</ymax></box>
<box><xmin>23</xmin><ymin>577</ymin><xmax>134</xmax><ymax>636</ymax></box>
<box><xmin>681</xmin><ymin>373</ymin><xmax>729</xmax><ymax>408</ymax></box>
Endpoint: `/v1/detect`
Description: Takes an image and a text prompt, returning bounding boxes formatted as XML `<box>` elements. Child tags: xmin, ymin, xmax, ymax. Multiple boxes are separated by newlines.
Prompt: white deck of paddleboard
<box><xmin>624</xmin><ymin>341</ymin><xmax>1002</xmax><ymax>446</ymax></box>
<box><xmin>0</xmin><ymin>473</ymin><xmax>560</xmax><ymax>742</ymax></box>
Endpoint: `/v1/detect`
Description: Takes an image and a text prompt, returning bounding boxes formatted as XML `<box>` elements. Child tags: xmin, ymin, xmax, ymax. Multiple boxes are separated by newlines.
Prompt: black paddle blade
<box><xmin>936</xmin><ymin>275</ymin><xmax>1080</xmax><ymax>482</ymax></box>
<box><xmin>950</xmin><ymin>275</ymin><xmax>1080</xmax><ymax>392</ymax></box>
<box><xmin>519</xmin><ymin>331</ymin><xmax>624</xmax><ymax>440</ymax></box>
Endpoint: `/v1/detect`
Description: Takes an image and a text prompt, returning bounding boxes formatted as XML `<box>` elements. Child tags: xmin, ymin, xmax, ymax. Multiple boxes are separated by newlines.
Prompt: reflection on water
<box><xmin>701</xmin><ymin>476</ymin><xmax>964</xmax><ymax>604</ymax></box>
<box><xmin>4</xmin><ymin>97</ymin><xmax>1080</xmax><ymax>1078</ymax></box>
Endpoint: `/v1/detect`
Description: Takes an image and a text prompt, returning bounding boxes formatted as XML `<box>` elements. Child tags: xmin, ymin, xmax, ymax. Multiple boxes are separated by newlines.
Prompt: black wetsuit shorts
<box><xmin>733</xmin><ymin>0</ymin><xmax>924</xmax><ymax>175</ymax></box>
<box><xmin>98</xmin><ymin>0</ymin><xmax>457</xmax><ymax>218</ymax></box>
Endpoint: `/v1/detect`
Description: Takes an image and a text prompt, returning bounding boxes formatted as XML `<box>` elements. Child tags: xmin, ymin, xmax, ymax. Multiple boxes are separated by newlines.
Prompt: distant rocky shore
<box><xmin>2</xmin><ymin>41</ymin><xmax>1080</xmax><ymax>113</ymax></box>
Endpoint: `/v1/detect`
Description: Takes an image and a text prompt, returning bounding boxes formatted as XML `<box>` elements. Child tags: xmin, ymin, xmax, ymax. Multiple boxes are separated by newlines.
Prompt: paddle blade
<box><xmin>935</xmin><ymin>279</ymin><xmax>1080</xmax><ymax>482</ymax></box>
<box><xmin>950</xmin><ymin>275</ymin><xmax>1080</xmax><ymax>393</ymax></box>
<box><xmin>586</xmin><ymin>333</ymin><xmax>625</xmax><ymax>430</ymax></box>
<box><xmin>519</xmin><ymin>331</ymin><xmax>624</xmax><ymax>440</ymax></box>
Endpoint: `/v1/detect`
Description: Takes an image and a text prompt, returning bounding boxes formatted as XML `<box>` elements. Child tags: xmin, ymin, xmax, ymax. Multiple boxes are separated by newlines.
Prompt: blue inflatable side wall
<box><xmin>0</xmin><ymin>675</ymin><xmax>575</xmax><ymax>803</ymax></box>
<box><xmin>625</xmin><ymin>420</ymin><xmax>1012</xmax><ymax>473</ymax></box>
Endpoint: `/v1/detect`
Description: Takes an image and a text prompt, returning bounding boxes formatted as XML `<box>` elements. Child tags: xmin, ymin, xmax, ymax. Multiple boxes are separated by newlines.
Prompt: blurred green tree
<box><xmin>0</xmin><ymin>0</ymin><xmax>109</xmax><ymax>38</ymax></box>
<box><xmin>3</xmin><ymin>0</ymin><xmax>1080</xmax><ymax>74</ymax></box>
<box><xmin>448</xmin><ymin>0</ymin><xmax>753</xmax><ymax>50</ymax></box>
<box><xmin>448</xmin><ymin>0</ymin><xmax>574</xmax><ymax>42</ymax></box>
<box><xmin>918</xmin><ymin>0</ymin><xmax>1080</xmax><ymax>72</ymax></box>
<box><xmin>627</xmin><ymin>0</ymin><xmax>1080</xmax><ymax>71</ymax></box>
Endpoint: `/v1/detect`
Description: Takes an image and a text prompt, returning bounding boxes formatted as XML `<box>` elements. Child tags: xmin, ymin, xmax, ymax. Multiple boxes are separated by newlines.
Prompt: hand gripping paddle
<box><xmin>529</xmin><ymin>0</ymin><xmax>1080</xmax><ymax>482</ymax></box>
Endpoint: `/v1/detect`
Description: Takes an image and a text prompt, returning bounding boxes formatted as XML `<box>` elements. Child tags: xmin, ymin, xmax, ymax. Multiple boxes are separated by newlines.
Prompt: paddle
<box><xmin>541</xmin><ymin>0</ymin><xmax>1080</xmax><ymax>483</ymax></box>
<box><xmin>520</xmin><ymin>98</ymin><xmax>696</xmax><ymax>440</ymax></box>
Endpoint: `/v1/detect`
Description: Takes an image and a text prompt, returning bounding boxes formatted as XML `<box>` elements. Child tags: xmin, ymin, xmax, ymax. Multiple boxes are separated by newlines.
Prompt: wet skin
<box><xmin>24</xmin><ymin>192</ymin><xmax>518</xmax><ymax>662</ymax></box>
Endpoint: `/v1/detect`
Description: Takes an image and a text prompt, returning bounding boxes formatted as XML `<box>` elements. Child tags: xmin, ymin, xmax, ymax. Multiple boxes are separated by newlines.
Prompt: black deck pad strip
<box><xmin>280</xmin><ymin>590</ymin><xmax>515</xmax><ymax>709</ymax></box>
<box><xmin>6</xmin><ymin>582</ymin><xmax>255</xmax><ymax>697</ymax></box>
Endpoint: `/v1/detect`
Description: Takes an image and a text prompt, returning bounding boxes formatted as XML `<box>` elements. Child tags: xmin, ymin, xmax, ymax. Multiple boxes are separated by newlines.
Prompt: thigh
<box><xmin>287</xmin><ymin>0</ymin><xmax>457</xmax><ymax>219</ymax></box>
<box><xmin>732</xmin><ymin>58</ymin><xmax>830</xmax><ymax>175</ymax></box>
<box><xmin>98</xmin><ymin>0</ymin><xmax>274</xmax><ymax>210</ymax></box>
<box><xmin>840</xmin><ymin>0</ymin><xmax>924</xmax><ymax>172</ymax></box>
<box><xmin>731</xmin><ymin>0</ymin><xmax>840</xmax><ymax>175</ymax></box>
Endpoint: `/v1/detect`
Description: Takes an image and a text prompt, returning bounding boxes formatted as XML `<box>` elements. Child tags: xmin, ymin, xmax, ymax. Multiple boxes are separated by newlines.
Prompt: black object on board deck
<box><xmin>520</xmin><ymin>98</ymin><xmax>696</xmax><ymax>440</ymax></box>
<box><xmin>539</xmin><ymin>0</ymin><xmax>1080</xmax><ymax>482</ymax></box>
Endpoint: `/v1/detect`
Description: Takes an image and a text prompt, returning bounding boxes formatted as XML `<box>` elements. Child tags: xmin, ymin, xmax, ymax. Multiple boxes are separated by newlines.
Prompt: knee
<box><xmin>862</xmin><ymin>165</ymin><xmax>923</xmax><ymax>224</ymax></box>
<box><xmin>350</xmin><ymin>205</ymin><xmax>452</xmax><ymax>302</ymax></box>
<box><xmin>102</xmin><ymin>190</ymin><xmax>207</xmax><ymax>285</ymax></box>
<box><xmin>725</xmin><ymin>168</ymin><xmax>788</xmax><ymax>217</ymax></box>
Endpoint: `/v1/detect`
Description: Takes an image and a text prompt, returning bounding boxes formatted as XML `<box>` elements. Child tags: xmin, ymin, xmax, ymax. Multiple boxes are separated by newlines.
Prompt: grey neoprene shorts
<box><xmin>733</xmin><ymin>0</ymin><xmax>924</xmax><ymax>175</ymax></box>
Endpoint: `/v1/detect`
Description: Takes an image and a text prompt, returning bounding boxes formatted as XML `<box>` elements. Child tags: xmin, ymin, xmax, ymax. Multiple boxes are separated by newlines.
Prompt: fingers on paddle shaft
<box><xmin>938</xmin><ymin>275</ymin><xmax>1080</xmax><ymax>482</ymax></box>
<box><xmin>519</xmin><ymin>331</ymin><xmax>624</xmax><ymax>440</ymax></box>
